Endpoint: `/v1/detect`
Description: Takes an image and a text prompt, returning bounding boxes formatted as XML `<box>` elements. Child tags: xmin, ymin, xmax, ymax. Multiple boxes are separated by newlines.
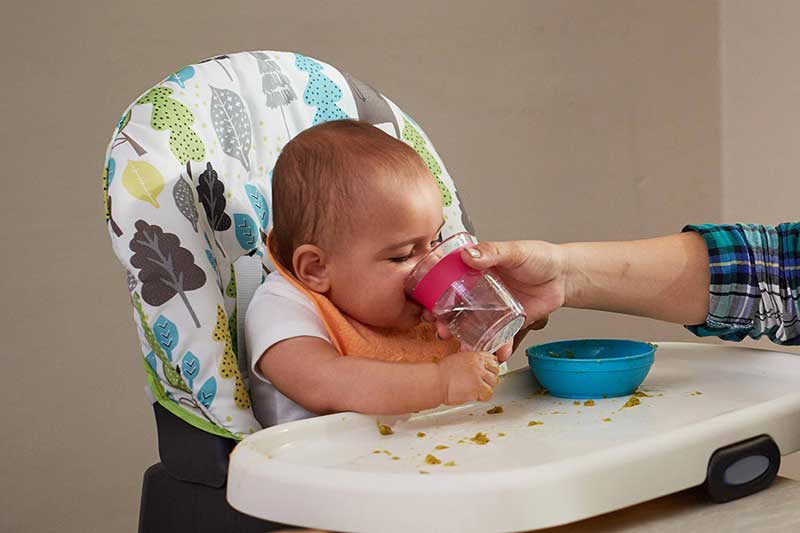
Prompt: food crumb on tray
<box><xmin>425</xmin><ymin>454</ymin><xmax>442</xmax><ymax>465</ymax></box>
<box><xmin>469</xmin><ymin>432</ymin><xmax>490</xmax><ymax>445</ymax></box>
<box><xmin>622</xmin><ymin>396</ymin><xmax>640</xmax><ymax>409</ymax></box>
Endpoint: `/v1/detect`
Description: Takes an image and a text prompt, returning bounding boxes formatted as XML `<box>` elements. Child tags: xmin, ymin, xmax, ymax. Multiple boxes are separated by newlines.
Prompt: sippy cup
<box><xmin>405</xmin><ymin>232</ymin><xmax>526</xmax><ymax>354</ymax></box>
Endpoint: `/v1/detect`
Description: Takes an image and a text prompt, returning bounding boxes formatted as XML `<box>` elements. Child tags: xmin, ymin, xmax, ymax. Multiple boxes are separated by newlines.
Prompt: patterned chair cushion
<box><xmin>103</xmin><ymin>51</ymin><xmax>475</xmax><ymax>439</ymax></box>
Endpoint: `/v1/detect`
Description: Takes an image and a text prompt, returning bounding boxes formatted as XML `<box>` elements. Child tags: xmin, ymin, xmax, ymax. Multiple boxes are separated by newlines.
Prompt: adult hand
<box><xmin>425</xmin><ymin>240</ymin><xmax>568</xmax><ymax>347</ymax></box>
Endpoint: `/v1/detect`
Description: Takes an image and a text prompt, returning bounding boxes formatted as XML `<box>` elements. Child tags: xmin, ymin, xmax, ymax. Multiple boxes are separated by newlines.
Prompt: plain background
<box><xmin>2</xmin><ymin>1</ymin><xmax>800</xmax><ymax>531</ymax></box>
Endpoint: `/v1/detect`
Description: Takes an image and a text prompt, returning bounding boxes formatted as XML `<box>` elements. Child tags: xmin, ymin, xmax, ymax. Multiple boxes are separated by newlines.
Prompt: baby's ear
<box><xmin>293</xmin><ymin>244</ymin><xmax>331</xmax><ymax>293</ymax></box>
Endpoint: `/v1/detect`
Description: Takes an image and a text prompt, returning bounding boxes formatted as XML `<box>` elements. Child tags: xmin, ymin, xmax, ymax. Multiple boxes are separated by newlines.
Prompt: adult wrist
<box><xmin>561</xmin><ymin>242</ymin><xmax>586</xmax><ymax>309</ymax></box>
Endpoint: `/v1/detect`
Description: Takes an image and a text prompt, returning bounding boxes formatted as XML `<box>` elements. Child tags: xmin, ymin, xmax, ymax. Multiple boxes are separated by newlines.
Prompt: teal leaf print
<box><xmin>244</xmin><ymin>184</ymin><xmax>269</xmax><ymax>230</ymax></box>
<box><xmin>198</xmin><ymin>377</ymin><xmax>217</xmax><ymax>409</ymax></box>
<box><xmin>118</xmin><ymin>110</ymin><xmax>131</xmax><ymax>132</ymax></box>
<box><xmin>181</xmin><ymin>351</ymin><xmax>200</xmax><ymax>390</ymax></box>
<box><xmin>234</xmin><ymin>213</ymin><xmax>258</xmax><ymax>251</ymax></box>
<box><xmin>209</xmin><ymin>85</ymin><xmax>253</xmax><ymax>171</ymax></box>
<box><xmin>107</xmin><ymin>158</ymin><xmax>116</xmax><ymax>185</ymax></box>
<box><xmin>294</xmin><ymin>54</ymin><xmax>349</xmax><ymax>125</ymax></box>
<box><xmin>166</xmin><ymin>66</ymin><xmax>195</xmax><ymax>88</ymax></box>
<box><xmin>145</xmin><ymin>351</ymin><xmax>157</xmax><ymax>374</ymax></box>
<box><xmin>153</xmin><ymin>315</ymin><xmax>179</xmax><ymax>362</ymax></box>
<box><xmin>204</xmin><ymin>233</ymin><xmax>223</xmax><ymax>292</ymax></box>
<box><xmin>132</xmin><ymin>293</ymin><xmax>191</xmax><ymax>393</ymax></box>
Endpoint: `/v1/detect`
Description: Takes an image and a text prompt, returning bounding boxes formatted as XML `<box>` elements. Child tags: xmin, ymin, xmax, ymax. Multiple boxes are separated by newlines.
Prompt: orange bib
<box><xmin>267</xmin><ymin>243</ymin><xmax>459</xmax><ymax>362</ymax></box>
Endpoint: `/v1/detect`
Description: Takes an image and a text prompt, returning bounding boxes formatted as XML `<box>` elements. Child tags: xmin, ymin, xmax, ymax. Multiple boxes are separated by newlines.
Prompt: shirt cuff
<box><xmin>681</xmin><ymin>224</ymin><xmax>755</xmax><ymax>341</ymax></box>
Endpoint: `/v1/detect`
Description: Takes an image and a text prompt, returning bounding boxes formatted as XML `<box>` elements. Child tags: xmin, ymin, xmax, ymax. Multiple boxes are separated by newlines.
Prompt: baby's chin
<box><xmin>380</xmin><ymin>309</ymin><xmax>424</xmax><ymax>330</ymax></box>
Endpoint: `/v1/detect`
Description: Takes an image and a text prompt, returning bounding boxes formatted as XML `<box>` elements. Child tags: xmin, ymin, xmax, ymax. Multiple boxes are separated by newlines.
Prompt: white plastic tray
<box><xmin>227</xmin><ymin>342</ymin><xmax>800</xmax><ymax>532</ymax></box>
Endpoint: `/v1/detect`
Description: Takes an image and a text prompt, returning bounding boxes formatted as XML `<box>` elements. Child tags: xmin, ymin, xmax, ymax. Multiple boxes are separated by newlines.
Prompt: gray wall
<box><xmin>1</xmin><ymin>1</ymin><xmax>728</xmax><ymax>531</ymax></box>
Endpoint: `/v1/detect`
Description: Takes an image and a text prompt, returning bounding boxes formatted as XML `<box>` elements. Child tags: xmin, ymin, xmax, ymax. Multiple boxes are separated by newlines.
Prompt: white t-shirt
<box><xmin>245</xmin><ymin>271</ymin><xmax>332</xmax><ymax>428</ymax></box>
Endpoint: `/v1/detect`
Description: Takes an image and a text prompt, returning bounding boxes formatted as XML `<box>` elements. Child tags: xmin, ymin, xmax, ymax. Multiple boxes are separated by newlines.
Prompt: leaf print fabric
<box><xmin>137</xmin><ymin>87</ymin><xmax>205</xmax><ymax>165</ymax></box>
<box><xmin>295</xmin><ymin>54</ymin><xmax>349</xmax><ymax>125</ymax></box>
<box><xmin>402</xmin><ymin>117</ymin><xmax>452</xmax><ymax>207</ymax></box>
<box><xmin>250</xmin><ymin>51</ymin><xmax>296</xmax><ymax>139</ymax></box>
<box><xmin>213</xmin><ymin>305</ymin><xmax>251</xmax><ymax>410</ymax></box>
<box><xmin>173</xmin><ymin>174</ymin><xmax>198</xmax><ymax>231</ymax></box>
<box><xmin>210</xmin><ymin>85</ymin><xmax>253</xmax><ymax>171</ymax></box>
<box><xmin>244</xmin><ymin>184</ymin><xmax>269</xmax><ymax>230</ymax></box>
<box><xmin>195</xmin><ymin>162</ymin><xmax>231</xmax><ymax>256</ymax></box>
<box><xmin>166</xmin><ymin>66</ymin><xmax>195</xmax><ymax>88</ymax></box>
<box><xmin>122</xmin><ymin>160</ymin><xmax>164</xmax><ymax>208</ymax></box>
<box><xmin>129</xmin><ymin>220</ymin><xmax>206</xmax><ymax>327</ymax></box>
<box><xmin>102</xmin><ymin>50</ymin><xmax>477</xmax><ymax>439</ymax></box>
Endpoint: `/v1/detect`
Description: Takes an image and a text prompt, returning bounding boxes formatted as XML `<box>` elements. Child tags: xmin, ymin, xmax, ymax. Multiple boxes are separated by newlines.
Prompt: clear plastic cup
<box><xmin>405</xmin><ymin>232</ymin><xmax>526</xmax><ymax>353</ymax></box>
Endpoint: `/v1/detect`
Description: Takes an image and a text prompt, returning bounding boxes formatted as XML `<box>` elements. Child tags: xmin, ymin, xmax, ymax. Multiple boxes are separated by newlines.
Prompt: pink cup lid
<box><xmin>405</xmin><ymin>232</ymin><xmax>480</xmax><ymax>311</ymax></box>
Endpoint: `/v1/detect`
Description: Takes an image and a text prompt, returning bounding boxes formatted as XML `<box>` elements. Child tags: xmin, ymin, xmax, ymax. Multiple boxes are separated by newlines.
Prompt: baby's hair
<box><xmin>269</xmin><ymin>119</ymin><xmax>431</xmax><ymax>275</ymax></box>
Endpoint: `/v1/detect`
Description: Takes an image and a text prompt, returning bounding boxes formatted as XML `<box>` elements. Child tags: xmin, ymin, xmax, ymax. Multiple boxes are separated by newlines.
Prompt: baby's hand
<box><xmin>437</xmin><ymin>352</ymin><xmax>499</xmax><ymax>405</ymax></box>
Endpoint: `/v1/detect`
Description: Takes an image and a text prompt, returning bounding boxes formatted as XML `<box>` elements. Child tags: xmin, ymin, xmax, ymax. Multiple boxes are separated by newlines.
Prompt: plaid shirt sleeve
<box><xmin>682</xmin><ymin>223</ymin><xmax>800</xmax><ymax>345</ymax></box>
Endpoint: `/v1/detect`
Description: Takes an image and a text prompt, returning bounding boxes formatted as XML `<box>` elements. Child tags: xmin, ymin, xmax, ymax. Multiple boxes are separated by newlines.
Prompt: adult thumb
<box><xmin>460</xmin><ymin>241</ymin><xmax>510</xmax><ymax>269</ymax></box>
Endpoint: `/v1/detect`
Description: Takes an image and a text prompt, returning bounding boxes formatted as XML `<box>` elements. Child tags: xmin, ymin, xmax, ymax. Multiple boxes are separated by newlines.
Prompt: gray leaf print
<box><xmin>249</xmin><ymin>52</ymin><xmax>296</xmax><ymax>139</ymax></box>
<box><xmin>343</xmin><ymin>71</ymin><xmax>400</xmax><ymax>137</ymax></box>
<box><xmin>209</xmin><ymin>85</ymin><xmax>252</xmax><ymax>171</ymax></box>
<box><xmin>173</xmin><ymin>175</ymin><xmax>198</xmax><ymax>232</ymax></box>
<box><xmin>250</xmin><ymin>52</ymin><xmax>297</xmax><ymax>107</ymax></box>
<box><xmin>126</xmin><ymin>270</ymin><xmax>138</xmax><ymax>292</ymax></box>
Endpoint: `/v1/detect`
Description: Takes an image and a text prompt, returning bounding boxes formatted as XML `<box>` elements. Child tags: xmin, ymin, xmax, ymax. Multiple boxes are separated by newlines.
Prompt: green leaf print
<box><xmin>133</xmin><ymin>293</ymin><xmax>191</xmax><ymax>393</ymax></box>
<box><xmin>226</xmin><ymin>264</ymin><xmax>237</xmax><ymax>298</ymax></box>
<box><xmin>229</xmin><ymin>305</ymin><xmax>238</xmax><ymax>358</ymax></box>
<box><xmin>137</xmin><ymin>87</ymin><xmax>206</xmax><ymax>165</ymax></box>
<box><xmin>401</xmin><ymin>117</ymin><xmax>452</xmax><ymax>207</ymax></box>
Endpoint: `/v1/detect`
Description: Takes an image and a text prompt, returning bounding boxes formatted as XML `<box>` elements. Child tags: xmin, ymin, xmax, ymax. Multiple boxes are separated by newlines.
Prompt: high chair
<box><xmin>102</xmin><ymin>50</ymin><xmax>476</xmax><ymax>533</ymax></box>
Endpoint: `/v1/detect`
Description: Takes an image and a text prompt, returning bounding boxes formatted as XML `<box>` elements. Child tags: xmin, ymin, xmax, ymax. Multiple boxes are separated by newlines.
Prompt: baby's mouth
<box><xmin>405</xmin><ymin>297</ymin><xmax>423</xmax><ymax>315</ymax></box>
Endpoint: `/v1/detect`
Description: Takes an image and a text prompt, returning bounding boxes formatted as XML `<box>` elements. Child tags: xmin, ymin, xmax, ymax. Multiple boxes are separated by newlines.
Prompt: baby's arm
<box><xmin>260</xmin><ymin>336</ymin><xmax>499</xmax><ymax>415</ymax></box>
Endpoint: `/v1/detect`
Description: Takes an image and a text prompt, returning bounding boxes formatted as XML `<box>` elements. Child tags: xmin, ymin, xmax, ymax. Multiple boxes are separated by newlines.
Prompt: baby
<box><xmin>245</xmin><ymin>119</ymin><xmax>502</xmax><ymax>427</ymax></box>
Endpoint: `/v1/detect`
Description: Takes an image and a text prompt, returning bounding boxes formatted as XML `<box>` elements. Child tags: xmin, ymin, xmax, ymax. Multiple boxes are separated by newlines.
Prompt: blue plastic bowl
<box><xmin>526</xmin><ymin>339</ymin><xmax>656</xmax><ymax>399</ymax></box>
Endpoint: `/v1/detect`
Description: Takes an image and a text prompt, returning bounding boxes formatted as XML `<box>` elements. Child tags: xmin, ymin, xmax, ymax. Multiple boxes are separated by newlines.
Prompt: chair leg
<box><xmin>139</xmin><ymin>463</ymin><xmax>289</xmax><ymax>533</ymax></box>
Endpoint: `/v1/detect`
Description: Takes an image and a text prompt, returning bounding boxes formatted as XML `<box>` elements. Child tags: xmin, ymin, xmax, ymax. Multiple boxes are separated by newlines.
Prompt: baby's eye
<box><xmin>389</xmin><ymin>254</ymin><xmax>412</xmax><ymax>263</ymax></box>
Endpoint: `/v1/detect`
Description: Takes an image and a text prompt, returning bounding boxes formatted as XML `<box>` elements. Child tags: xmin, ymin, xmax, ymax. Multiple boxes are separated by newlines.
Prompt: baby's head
<box><xmin>270</xmin><ymin>119</ymin><xmax>445</xmax><ymax>329</ymax></box>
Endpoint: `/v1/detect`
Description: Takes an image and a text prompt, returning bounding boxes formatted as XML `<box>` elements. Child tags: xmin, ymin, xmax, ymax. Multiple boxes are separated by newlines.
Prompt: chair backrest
<box><xmin>103</xmin><ymin>50</ymin><xmax>476</xmax><ymax>439</ymax></box>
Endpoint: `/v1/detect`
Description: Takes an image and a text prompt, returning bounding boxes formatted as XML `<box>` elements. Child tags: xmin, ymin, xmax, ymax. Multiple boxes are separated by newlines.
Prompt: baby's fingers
<box><xmin>481</xmin><ymin>371</ymin><xmax>499</xmax><ymax>391</ymax></box>
<box><xmin>477</xmin><ymin>382</ymin><xmax>495</xmax><ymax>402</ymax></box>
<box><xmin>480</xmin><ymin>353</ymin><xmax>499</xmax><ymax>373</ymax></box>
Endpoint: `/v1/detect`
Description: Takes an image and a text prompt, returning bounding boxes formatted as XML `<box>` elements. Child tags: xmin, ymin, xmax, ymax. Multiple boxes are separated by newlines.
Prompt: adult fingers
<box><xmin>495</xmin><ymin>342</ymin><xmax>513</xmax><ymax>362</ymax></box>
<box><xmin>460</xmin><ymin>240</ymin><xmax>530</xmax><ymax>271</ymax></box>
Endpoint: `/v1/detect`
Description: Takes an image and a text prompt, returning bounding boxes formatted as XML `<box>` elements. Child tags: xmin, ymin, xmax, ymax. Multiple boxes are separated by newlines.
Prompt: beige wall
<box><xmin>721</xmin><ymin>0</ymin><xmax>800</xmax><ymax>224</ymax></box>
<box><xmin>1</xmin><ymin>1</ymin><xmax>725</xmax><ymax>531</ymax></box>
